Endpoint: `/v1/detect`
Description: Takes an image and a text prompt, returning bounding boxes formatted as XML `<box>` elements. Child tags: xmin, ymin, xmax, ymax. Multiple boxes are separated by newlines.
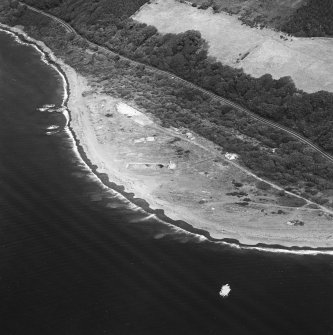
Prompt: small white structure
<box><xmin>225</xmin><ymin>153</ymin><xmax>239</xmax><ymax>161</ymax></box>
<box><xmin>133</xmin><ymin>136</ymin><xmax>156</xmax><ymax>144</ymax></box>
<box><xmin>134</xmin><ymin>138</ymin><xmax>146</xmax><ymax>144</ymax></box>
<box><xmin>185</xmin><ymin>132</ymin><xmax>195</xmax><ymax>140</ymax></box>
<box><xmin>219</xmin><ymin>284</ymin><xmax>231</xmax><ymax>298</ymax></box>
<box><xmin>286</xmin><ymin>219</ymin><xmax>304</xmax><ymax>226</ymax></box>
<box><xmin>167</xmin><ymin>161</ymin><xmax>177</xmax><ymax>170</ymax></box>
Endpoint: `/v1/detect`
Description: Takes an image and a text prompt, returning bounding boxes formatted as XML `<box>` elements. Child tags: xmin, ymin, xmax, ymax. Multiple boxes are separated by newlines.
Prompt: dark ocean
<box><xmin>0</xmin><ymin>30</ymin><xmax>333</xmax><ymax>335</ymax></box>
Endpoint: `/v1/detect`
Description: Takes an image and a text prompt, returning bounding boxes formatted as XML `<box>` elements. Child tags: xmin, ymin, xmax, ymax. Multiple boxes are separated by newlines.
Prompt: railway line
<box><xmin>23</xmin><ymin>3</ymin><xmax>333</xmax><ymax>165</ymax></box>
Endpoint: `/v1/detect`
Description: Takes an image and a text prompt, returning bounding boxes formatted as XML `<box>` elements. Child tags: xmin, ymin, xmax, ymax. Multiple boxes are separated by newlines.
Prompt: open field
<box><xmin>133</xmin><ymin>0</ymin><xmax>333</xmax><ymax>93</ymax></box>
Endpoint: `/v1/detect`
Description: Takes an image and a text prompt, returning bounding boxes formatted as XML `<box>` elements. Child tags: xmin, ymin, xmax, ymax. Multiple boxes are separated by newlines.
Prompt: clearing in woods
<box><xmin>133</xmin><ymin>0</ymin><xmax>333</xmax><ymax>93</ymax></box>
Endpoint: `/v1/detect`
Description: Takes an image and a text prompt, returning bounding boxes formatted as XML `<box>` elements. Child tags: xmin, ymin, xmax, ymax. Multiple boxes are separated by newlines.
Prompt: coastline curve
<box><xmin>1</xmin><ymin>24</ymin><xmax>333</xmax><ymax>256</ymax></box>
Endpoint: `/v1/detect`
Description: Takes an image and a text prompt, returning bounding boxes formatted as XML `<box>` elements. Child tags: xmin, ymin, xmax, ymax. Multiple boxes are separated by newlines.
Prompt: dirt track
<box><xmin>21</xmin><ymin>3</ymin><xmax>333</xmax><ymax>168</ymax></box>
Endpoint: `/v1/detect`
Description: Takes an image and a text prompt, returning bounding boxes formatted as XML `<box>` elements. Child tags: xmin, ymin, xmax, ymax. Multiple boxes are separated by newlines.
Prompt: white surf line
<box><xmin>209</xmin><ymin>238</ymin><xmax>333</xmax><ymax>256</ymax></box>
<box><xmin>0</xmin><ymin>24</ymin><xmax>68</xmax><ymax>106</ymax></box>
<box><xmin>47</xmin><ymin>125</ymin><xmax>59</xmax><ymax>130</ymax></box>
<box><xmin>243</xmin><ymin>245</ymin><xmax>333</xmax><ymax>256</ymax></box>
<box><xmin>2</xmin><ymin>25</ymin><xmax>332</xmax><ymax>256</ymax></box>
<box><xmin>150</xmin><ymin>217</ymin><xmax>333</xmax><ymax>255</ymax></box>
<box><xmin>62</xmin><ymin>108</ymin><xmax>70</xmax><ymax>127</ymax></box>
<box><xmin>0</xmin><ymin>26</ymin><xmax>135</xmax><ymax>204</ymax></box>
<box><xmin>133</xmin><ymin>213</ymin><xmax>157</xmax><ymax>222</ymax></box>
<box><xmin>0</xmin><ymin>26</ymin><xmax>70</xmax><ymax>128</ymax></box>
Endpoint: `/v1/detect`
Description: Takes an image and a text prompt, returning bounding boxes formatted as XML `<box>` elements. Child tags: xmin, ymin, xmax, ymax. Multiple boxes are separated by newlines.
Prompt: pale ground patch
<box><xmin>133</xmin><ymin>0</ymin><xmax>333</xmax><ymax>93</ymax></box>
<box><xmin>117</xmin><ymin>102</ymin><xmax>142</xmax><ymax>117</ymax></box>
<box><xmin>117</xmin><ymin>102</ymin><xmax>153</xmax><ymax>126</ymax></box>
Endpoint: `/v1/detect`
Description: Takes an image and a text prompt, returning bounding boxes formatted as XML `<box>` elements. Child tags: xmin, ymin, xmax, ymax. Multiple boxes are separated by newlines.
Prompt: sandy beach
<box><xmin>61</xmin><ymin>64</ymin><xmax>333</xmax><ymax>249</ymax></box>
<box><xmin>3</xmin><ymin>24</ymin><xmax>333</xmax><ymax>250</ymax></box>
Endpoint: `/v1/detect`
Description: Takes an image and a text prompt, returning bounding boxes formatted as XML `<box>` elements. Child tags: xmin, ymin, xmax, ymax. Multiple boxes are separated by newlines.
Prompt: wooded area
<box><xmin>282</xmin><ymin>0</ymin><xmax>333</xmax><ymax>37</ymax></box>
<box><xmin>17</xmin><ymin>0</ymin><xmax>333</xmax><ymax>155</ymax></box>
<box><xmin>1</xmin><ymin>0</ymin><xmax>333</xmax><ymax>207</ymax></box>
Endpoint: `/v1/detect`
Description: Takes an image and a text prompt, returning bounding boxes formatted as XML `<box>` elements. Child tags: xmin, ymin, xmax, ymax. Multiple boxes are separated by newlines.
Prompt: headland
<box><xmin>2</xmin><ymin>24</ymin><xmax>333</xmax><ymax>251</ymax></box>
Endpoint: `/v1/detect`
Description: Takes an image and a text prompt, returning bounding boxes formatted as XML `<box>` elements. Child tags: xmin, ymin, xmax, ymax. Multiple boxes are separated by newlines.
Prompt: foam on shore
<box><xmin>0</xmin><ymin>24</ymin><xmax>68</xmax><ymax>106</ymax></box>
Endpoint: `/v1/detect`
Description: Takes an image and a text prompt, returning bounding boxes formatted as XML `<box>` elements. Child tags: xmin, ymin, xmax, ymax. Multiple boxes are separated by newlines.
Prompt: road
<box><xmin>22</xmin><ymin>3</ymin><xmax>333</xmax><ymax>165</ymax></box>
<box><xmin>16</xmin><ymin>3</ymin><xmax>333</xmax><ymax>215</ymax></box>
<box><xmin>148</xmin><ymin>111</ymin><xmax>333</xmax><ymax>215</ymax></box>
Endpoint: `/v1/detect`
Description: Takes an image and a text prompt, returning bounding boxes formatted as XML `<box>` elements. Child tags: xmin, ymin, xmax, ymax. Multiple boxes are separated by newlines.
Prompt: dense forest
<box><xmin>17</xmin><ymin>0</ymin><xmax>333</xmax><ymax>156</ymax></box>
<box><xmin>282</xmin><ymin>0</ymin><xmax>333</xmax><ymax>37</ymax></box>
<box><xmin>1</xmin><ymin>0</ymin><xmax>333</xmax><ymax>207</ymax></box>
<box><xmin>191</xmin><ymin>0</ymin><xmax>333</xmax><ymax>38</ymax></box>
<box><xmin>21</xmin><ymin>0</ymin><xmax>148</xmax><ymax>16</ymax></box>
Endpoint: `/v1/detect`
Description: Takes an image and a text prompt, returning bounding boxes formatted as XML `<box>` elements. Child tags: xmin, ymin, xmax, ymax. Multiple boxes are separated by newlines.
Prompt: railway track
<box><xmin>23</xmin><ymin>3</ymin><xmax>333</xmax><ymax>165</ymax></box>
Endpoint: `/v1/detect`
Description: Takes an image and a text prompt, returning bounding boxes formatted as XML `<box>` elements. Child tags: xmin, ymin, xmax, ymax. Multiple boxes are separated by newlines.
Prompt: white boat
<box><xmin>219</xmin><ymin>284</ymin><xmax>231</xmax><ymax>298</ymax></box>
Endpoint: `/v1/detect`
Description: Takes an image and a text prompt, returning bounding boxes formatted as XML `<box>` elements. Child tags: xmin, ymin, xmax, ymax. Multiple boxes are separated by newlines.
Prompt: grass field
<box><xmin>133</xmin><ymin>0</ymin><xmax>333</xmax><ymax>93</ymax></box>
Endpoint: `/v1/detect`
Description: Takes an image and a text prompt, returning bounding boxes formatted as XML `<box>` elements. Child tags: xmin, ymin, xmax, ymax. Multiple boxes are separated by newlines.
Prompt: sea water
<box><xmin>0</xmin><ymin>30</ymin><xmax>332</xmax><ymax>335</ymax></box>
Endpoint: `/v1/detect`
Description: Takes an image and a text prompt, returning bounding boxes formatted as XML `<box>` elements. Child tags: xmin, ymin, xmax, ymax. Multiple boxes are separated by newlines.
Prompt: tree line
<box><xmin>1</xmin><ymin>0</ymin><xmax>333</xmax><ymax>207</ymax></box>
<box><xmin>282</xmin><ymin>0</ymin><xmax>333</xmax><ymax>37</ymax></box>
<box><xmin>19</xmin><ymin>0</ymin><xmax>333</xmax><ymax>155</ymax></box>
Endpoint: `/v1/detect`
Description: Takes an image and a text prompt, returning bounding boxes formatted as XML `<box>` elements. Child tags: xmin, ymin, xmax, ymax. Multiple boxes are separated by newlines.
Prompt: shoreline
<box><xmin>2</xmin><ymin>25</ymin><xmax>333</xmax><ymax>254</ymax></box>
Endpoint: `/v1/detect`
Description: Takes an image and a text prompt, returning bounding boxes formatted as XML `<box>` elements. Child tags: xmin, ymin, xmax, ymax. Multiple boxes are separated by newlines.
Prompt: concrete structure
<box><xmin>225</xmin><ymin>153</ymin><xmax>239</xmax><ymax>160</ymax></box>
